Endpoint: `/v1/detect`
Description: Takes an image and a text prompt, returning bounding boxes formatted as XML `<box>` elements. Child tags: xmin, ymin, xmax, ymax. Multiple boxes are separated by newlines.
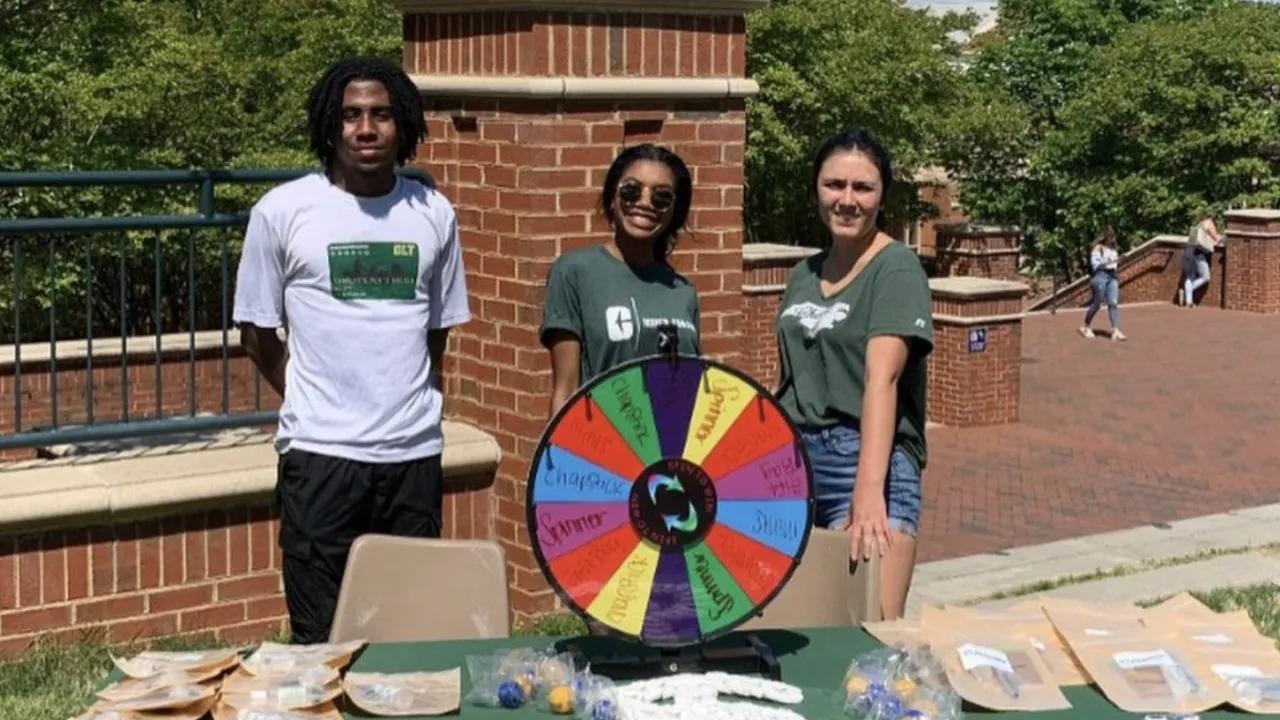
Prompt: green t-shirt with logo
<box><xmin>540</xmin><ymin>245</ymin><xmax>701</xmax><ymax>384</ymax></box>
<box><xmin>774</xmin><ymin>241</ymin><xmax>934</xmax><ymax>470</ymax></box>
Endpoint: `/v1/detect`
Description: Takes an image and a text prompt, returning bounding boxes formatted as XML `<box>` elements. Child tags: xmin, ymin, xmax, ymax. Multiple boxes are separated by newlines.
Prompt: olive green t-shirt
<box><xmin>540</xmin><ymin>245</ymin><xmax>701</xmax><ymax>384</ymax></box>
<box><xmin>774</xmin><ymin>241</ymin><xmax>934</xmax><ymax>470</ymax></box>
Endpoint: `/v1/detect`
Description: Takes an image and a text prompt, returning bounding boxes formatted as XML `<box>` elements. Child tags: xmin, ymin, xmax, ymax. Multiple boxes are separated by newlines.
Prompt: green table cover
<box><xmin>94</xmin><ymin>626</ymin><xmax>1248</xmax><ymax>718</ymax></box>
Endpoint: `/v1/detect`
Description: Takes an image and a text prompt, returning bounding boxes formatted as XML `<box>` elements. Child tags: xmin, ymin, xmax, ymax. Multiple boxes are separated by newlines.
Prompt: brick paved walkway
<box><xmin>920</xmin><ymin>304</ymin><xmax>1280</xmax><ymax>562</ymax></box>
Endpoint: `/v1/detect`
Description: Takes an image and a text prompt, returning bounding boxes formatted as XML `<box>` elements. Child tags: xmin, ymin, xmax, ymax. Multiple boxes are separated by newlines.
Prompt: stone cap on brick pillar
<box><xmin>391</xmin><ymin>0</ymin><xmax>765</xmax><ymax>97</ymax></box>
<box><xmin>1226</xmin><ymin>208</ymin><xmax>1280</xmax><ymax>237</ymax></box>
<box><xmin>930</xmin><ymin>276</ymin><xmax>1028</xmax><ymax>323</ymax></box>
<box><xmin>395</xmin><ymin>0</ymin><xmax>765</xmax><ymax>12</ymax></box>
<box><xmin>742</xmin><ymin>242</ymin><xmax>819</xmax><ymax>294</ymax></box>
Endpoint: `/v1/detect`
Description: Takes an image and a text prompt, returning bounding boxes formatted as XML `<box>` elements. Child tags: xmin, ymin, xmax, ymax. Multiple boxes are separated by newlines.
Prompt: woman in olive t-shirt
<box><xmin>773</xmin><ymin>129</ymin><xmax>935</xmax><ymax>620</ymax></box>
<box><xmin>539</xmin><ymin>144</ymin><xmax>702</xmax><ymax>417</ymax></box>
<box><xmin>538</xmin><ymin>144</ymin><xmax>702</xmax><ymax>637</ymax></box>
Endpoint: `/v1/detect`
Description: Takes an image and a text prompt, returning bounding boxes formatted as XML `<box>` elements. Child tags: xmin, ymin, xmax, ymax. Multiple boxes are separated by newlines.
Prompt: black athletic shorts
<box><xmin>275</xmin><ymin>448</ymin><xmax>444</xmax><ymax>644</ymax></box>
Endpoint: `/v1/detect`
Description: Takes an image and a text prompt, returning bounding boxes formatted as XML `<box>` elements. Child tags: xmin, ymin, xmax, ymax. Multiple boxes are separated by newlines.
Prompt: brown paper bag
<box><xmin>83</xmin><ymin>686</ymin><xmax>218</xmax><ymax>716</ymax></box>
<box><xmin>74</xmin><ymin>694</ymin><xmax>217</xmax><ymax>720</ymax></box>
<box><xmin>240</xmin><ymin>640</ymin><xmax>365</xmax><ymax>676</ymax></box>
<box><xmin>1146</xmin><ymin>611</ymin><xmax>1275</xmax><ymax>653</ymax></box>
<box><xmin>1196</xmin><ymin>644</ymin><xmax>1280</xmax><ymax>715</ymax></box>
<box><xmin>96</xmin><ymin>667</ymin><xmax>225</xmax><ymax>703</ymax></box>
<box><xmin>343</xmin><ymin>669</ymin><xmax>464</xmax><ymax>716</ymax></box>
<box><xmin>927</xmin><ymin>604</ymin><xmax>1089</xmax><ymax>686</ymax></box>
<box><xmin>210</xmin><ymin>701</ymin><xmax>344</xmax><ymax>720</ymax></box>
<box><xmin>111</xmin><ymin>649</ymin><xmax>240</xmax><ymax>679</ymax></box>
<box><xmin>1068</xmin><ymin>631</ymin><xmax>1232</xmax><ymax>714</ymax></box>
<box><xmin>219</xmin><ymin>671</ymin><xmax>344</xmax><ymax>713</ymax></box>
<box><xmin>931</xmin><ymin>626</ymin><xmax>1073</xmax><ymax>711</ymax></box>
<box><xmin>1041</xmin><ymin>598</ymin><xmax>1148</xmax><ymax>647</ymax></box>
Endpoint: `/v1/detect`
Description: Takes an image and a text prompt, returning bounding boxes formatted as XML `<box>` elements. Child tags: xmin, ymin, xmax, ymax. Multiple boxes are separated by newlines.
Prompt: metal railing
<box><xmin>0</xmin><ymin>166</ymin><xmax>433</xmax><ymax>452</ymax></box>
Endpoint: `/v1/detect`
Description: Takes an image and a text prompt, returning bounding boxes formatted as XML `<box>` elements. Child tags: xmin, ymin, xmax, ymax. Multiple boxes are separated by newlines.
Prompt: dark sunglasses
<box><xmin>618</xmin><ymin>180</ymin><xmax>676</xmax><ymax>212</ymax></box>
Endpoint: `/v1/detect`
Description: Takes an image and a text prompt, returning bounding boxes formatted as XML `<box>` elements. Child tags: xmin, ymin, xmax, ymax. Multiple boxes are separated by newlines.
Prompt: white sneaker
<box><xmin>1079</xmin><ymin>326</ymin><xmax>1095</xmax><ymax>338</ymax></box>
<box><xmin>1177</xmin><ymin>288</ymin><xmax>1185</xmax><ymax>306</ymax></box>
<box><xmin>1112</xmin><ymin>329</ymin><xmax>1127</xmax><ymax>342</ymax></box>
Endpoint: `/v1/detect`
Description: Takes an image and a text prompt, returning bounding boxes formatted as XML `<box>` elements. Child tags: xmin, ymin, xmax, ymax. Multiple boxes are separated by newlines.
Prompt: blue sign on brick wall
<box><xmin>969</xmin><ymin>327</ymin><xmax>987</xmax><ymax>353</ymax></box>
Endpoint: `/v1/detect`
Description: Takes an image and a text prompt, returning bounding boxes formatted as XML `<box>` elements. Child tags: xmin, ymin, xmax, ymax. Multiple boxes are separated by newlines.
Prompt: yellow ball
<box><xmin>515</xmin><ymin>675</ymin><xmax>534</xmax><ymax>696</ymax></box>
<box><xmin>547</xmin><ymin>684</ymin><xmax>574</xmax><ymax>714</ymax></box>
<box><xmin>845</xmin><ymin>675</ymin><xmax>869</xmax><ymax>695</ymax></box>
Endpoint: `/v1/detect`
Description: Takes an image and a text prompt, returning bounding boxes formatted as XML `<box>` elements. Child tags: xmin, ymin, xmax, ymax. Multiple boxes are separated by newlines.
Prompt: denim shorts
<box><xmin>800</xmin><ymin>422</ymin><xmax>922</xmax><ymax>537</ymax></box>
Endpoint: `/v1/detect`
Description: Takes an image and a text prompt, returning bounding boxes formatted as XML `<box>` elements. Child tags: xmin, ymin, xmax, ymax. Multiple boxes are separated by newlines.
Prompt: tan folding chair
<box><xmin>328</xmin><ymin>534</ymin><xmax>511</xmax><ymax>643</ymax></box>
<box><xmin>737</xmin><ymin>527</ymin><xmax>882</xmax><ymax>630</ymax></box>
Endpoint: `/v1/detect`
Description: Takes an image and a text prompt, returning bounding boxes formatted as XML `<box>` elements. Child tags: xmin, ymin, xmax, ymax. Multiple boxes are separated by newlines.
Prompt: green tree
<box><xmin>1040</xmin><ymin>2</ymin><xmax>1280</xmax><ymax>257</ymax></box>
<box><xmin>744</xmin><ymin>0</ymin><xmax>974</xmax><ymax>248</ymax></box>
<box><xmin>0</xmin><ymin>0</ymin><xmax>401</xmax><ymax>344</ymax></box>
<box><xmin>942</xmin><ymin>0</ymin><xmax>1240</xmax><ymax>274</ymax></box>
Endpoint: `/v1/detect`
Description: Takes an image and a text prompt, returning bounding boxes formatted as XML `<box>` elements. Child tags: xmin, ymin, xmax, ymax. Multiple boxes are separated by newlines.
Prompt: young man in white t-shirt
<box><xmin>232</xmin><ymin>56</ymin><xmax>471</xmax><ymax>644</ymax></box>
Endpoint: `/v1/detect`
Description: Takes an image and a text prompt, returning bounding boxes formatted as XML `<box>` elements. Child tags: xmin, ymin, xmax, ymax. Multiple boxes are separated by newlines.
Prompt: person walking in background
<box><xmin>1180</xmin><ymin>210</ymin><xmax>1220</xmax><ymax>308</ymax></box>
<box><xmin>233</xmin><ymin>56</ymin><xmax>471</xmax><ymax>644</ymax></box>
<box><xmin>1079</xmin><ymin>227</ymin><xmax>1126</xmax><ymax>341</ymax></box>
<box><xmin>772</xmin><ymin>128</ymin><xmax>934</xmax><ymax>620</ymax></box>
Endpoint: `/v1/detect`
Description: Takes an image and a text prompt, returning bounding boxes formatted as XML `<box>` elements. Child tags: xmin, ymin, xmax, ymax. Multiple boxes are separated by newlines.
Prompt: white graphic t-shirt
<box><xmin>233</xmin><ymin>173</ymin><xmax>471</xmax><ymax>463</ymax></box>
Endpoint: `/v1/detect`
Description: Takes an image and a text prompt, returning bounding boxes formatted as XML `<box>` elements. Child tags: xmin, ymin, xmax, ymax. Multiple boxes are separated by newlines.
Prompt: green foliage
<box><xmin>743</xmin><ymin>0</ymin><xmax>973</xmax><ymax>247</ymax></box>
<box><xmin>944</xmin><ymin>0</ymin><xmax>1277</xmax><ymax>275</ymax></box>
<box><xmin>0</xmin><ymin>0</ymin><xmax>401</xmax><ymax>344</ymax></box>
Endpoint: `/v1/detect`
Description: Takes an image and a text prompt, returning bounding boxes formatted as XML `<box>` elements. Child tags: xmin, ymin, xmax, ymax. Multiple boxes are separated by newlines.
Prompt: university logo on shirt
<box><xmin>781</xmin><ymin>301</ymin><xmax>850</xmax><ymax>338</ymax></box>
<box><xmin>605</xmin><ymin>306</ymin><xmax>635</xmax><ymax>341</ymax></box>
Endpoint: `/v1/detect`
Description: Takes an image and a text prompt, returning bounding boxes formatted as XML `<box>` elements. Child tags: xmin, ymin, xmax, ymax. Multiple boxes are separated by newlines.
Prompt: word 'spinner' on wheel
<box><xmin>527</xmin><ymin>346</ymin><xmax>815</xmax><ymax>653</ymax></box>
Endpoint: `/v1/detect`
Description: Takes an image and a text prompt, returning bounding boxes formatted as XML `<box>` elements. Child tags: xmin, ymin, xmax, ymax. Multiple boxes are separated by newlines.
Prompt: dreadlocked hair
<box><xmin>306</xmin><ymin>56</ymin><xmax>426</xmax><ymax>169</ymax></box>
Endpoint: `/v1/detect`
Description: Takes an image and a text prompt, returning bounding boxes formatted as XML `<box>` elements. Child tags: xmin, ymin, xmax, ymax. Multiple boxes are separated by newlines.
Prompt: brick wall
<box><xmin>928</xmin><ymin>278</ymin><xmax>1027</xmax><ymax>427</ymax></box>
<box><xmin>916</xmin><ymin>181</ymin><xmax>968</xmax><ymax>257</ymax></box>
<box><xmin>1224</xmin><ymin>210</ymin><xmax>1280</xmax><ymax>314</ymax></box>
<box><xmin>0</xmin><ymin>469</ymin><xmax>494</xmax><ymax>658</ymax></box>
<box><xmin>933</xmin><ymin>224</ymin><xmax>1022</xmax><ymax>283</ymax></box>
<box><xmin>403</xmin><ymin>7</ymin><xmax>751</xmax><ymax>623</ymax></box>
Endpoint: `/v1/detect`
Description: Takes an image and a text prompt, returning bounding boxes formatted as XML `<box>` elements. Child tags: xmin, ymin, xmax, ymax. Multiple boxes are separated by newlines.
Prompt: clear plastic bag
<box><xmin>465</xmin><ymin>651</ymin><xmax>537</xmax><ymax>708</ymax></box>
<box><xmin>573</xmin><ymin>673</ymin><xmax>621</xmax><ymax>720</ymax></box>
<box><xmin>843</xmin><ymin>644</ymin><xmax>962</xmax><ymax>720</ymax></box>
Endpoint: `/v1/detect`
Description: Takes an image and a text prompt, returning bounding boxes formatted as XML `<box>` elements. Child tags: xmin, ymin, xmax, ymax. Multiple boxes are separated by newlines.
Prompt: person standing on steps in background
<box><xmin>772</xmin><ymin>128</ymin><xmax>934</xmax><ymax>621</ymax></box>
<box><xmin>1079</xmin><ymin>227</ymin><xmax>1127</xmax><ymax>341</ymax></box>
<box><xmin>539</xmin><ymin>144</ymin><xmax>699</xmax><ymax>636</ymax></box>
<box><xmin>540</xmin><ymin>143</ymin><xmax>700</xmax><ymax>418</ymax></box>
<box><xmin>233</xmin><ymin>56</ymin><xmax>471</xmax><ymax>644</ymax></box>
<box><xmin>1180</xmin><ymin>210</ymin><xmax>1220</xmax><ymax>308</ymax></box>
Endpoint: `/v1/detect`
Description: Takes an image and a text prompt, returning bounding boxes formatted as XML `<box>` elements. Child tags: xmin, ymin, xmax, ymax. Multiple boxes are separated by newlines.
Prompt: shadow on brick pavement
<box><xmin>921</xmin><ymin>304</ymin><xmax>1280</xmax><ymax>562</ymax></box>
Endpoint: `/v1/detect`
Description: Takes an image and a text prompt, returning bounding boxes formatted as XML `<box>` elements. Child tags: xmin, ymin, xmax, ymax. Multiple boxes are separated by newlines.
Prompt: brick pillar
<box><xmin>392</xmin><ymin>0</ymin><xmax>757</xmax><ymax>621</ymax></box>
<box><xmin>927</xmin><ymin>277</ymin><xmax>1027</xmax><ymax>427</ymax></box>
<box><xmin>934</xmin><ymin>223</ymin><xmax>1021</xmax><ymax>282</ymax></box>
<box><xmin>740</xmin><ymin>243</ymin><xmax>819</xmax><ymax>388</ymax></box>
<box><xmin>1224</xmin><ymin>209</ymin><xmax>1280</xmax><ymax>313</ymax></box>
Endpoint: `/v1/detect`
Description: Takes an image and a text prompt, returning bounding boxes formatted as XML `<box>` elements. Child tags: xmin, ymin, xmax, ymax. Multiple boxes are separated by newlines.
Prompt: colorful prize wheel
<box><xmin>526</xmin><ymin>354</ymin><xmax>814</xmax><ymax>647</ymax></box>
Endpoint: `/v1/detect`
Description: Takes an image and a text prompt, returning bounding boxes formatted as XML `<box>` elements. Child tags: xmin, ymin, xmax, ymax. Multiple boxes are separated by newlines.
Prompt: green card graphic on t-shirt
<box><xmin>327</xmin><ymin>242</ymin><xmax>418</xmax><ymax>300</ymax></box>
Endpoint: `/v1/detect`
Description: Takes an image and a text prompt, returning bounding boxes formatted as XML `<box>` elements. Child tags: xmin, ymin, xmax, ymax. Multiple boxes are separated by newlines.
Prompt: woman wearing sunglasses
<box><xmin>772</xmin><ymin>128</ymin><xmax>934</xmax><ymax>620</ymax></box>
<box><xmin>540</xmin><ymin>143</ymin><xmax>700</xmax><ymax>418</ymax></box>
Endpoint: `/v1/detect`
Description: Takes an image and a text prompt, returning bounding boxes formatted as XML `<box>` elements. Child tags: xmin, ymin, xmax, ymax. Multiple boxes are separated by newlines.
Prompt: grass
<box><xmin>0</xmin><ymin>626</ymin><xmax>289</xmax><ymax>720</ymax></box>
<box><xmin>0</xmin><ymin>614</ymin><xmax>584</xmax><ymax>720</ymax></box>
<box><xmin>969</xmin><ymin>543</ymin><xmax>1275</xmax><ymax>603</ymax></box>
